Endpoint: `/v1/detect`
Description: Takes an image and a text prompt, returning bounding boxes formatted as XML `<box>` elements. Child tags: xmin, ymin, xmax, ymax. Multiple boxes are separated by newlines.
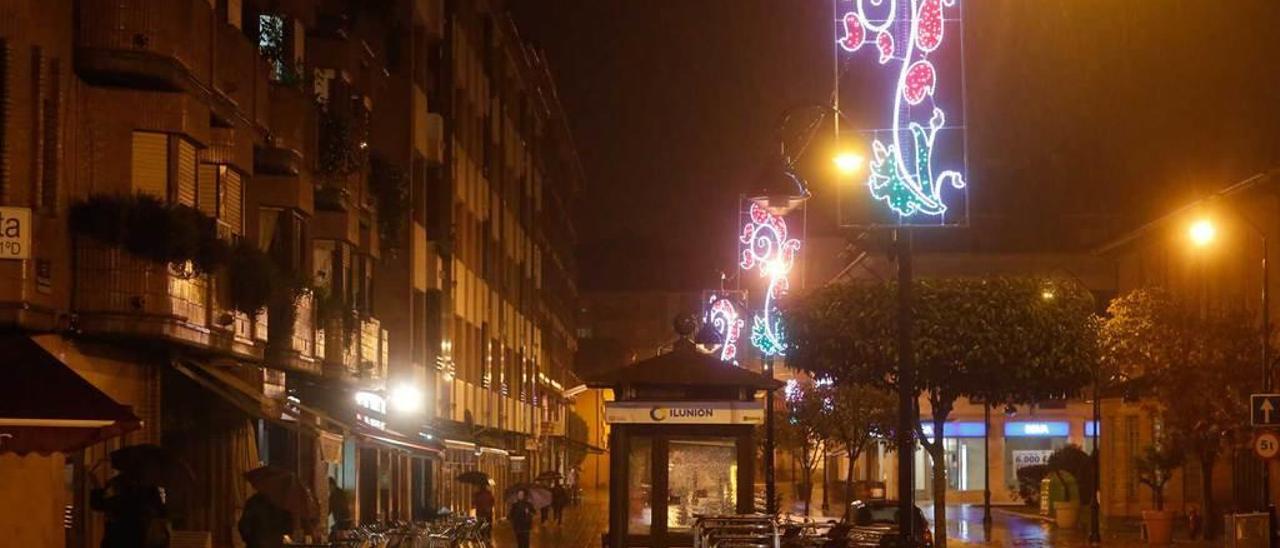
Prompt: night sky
<box><xmin>511</xmin><ymin>1</ymin><xmax>1280</xmax><ymax>292</ymax></box>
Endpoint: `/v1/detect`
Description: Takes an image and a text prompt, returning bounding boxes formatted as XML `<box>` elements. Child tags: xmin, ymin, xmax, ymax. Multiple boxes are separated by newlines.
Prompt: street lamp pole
<box><xmin>1260</xmin><ymin>233</ymin><xmax>1273</xmax><ymax>548</ymax></box>
<box><xmin>766</xmin><ymin>354</ymin><xmax>777</xmax><ymax>515</ymax></box>
<box><xmin>895</xmin><ymin>228</ymin><xmax>917</xmax><ymax>546</ymax></box>
<box><xmin>1090</xmin><ymin>363</ymin><xmax>1102</xmax><ymax>544</ymax></box>
<box><xmin>983</xmin><ymin>403</ymin><xmax>992</xmax><ymax>538</ymax></box>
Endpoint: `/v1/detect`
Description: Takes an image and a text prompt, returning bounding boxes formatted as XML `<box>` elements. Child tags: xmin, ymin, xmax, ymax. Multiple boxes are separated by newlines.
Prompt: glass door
<box><xmin>665</xmin><ymin>438</ymin><xmax>738</xmax><ymax>531</ymax></box>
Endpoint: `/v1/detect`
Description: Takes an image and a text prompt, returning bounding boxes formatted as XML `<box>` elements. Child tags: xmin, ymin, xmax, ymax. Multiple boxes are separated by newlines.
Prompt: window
<box><xmin>667</xmin><ymin>438</ymin><xmax>737</xmax><ymax>530</ymax></box>
<box><xmin>175</xmin><ymin>139</ymin><xmax>197</xmax><ymax>207</ymax></box>
<box><xmin>627</xmin><ymin>437</ymin><xmax>653</xmax><ymax>535</ymax></box>
<box><xmin>37</xmin><ymin>57</ymin><xmax>60</xmax><ymax>214</ymax></box>
<box><xmin>131</xmin><ymin>131</ymin><xmax>168</xmax><ymax>198</ymax></box>
<box><xmin>260</xmin><ymin>208</ymin><xmax>305</xmax><ymax>273</ymax></box>
<box><xmin>197</xmin><ymin>163</ymin><xmax>243</xmax><ymax>237</ymax></box>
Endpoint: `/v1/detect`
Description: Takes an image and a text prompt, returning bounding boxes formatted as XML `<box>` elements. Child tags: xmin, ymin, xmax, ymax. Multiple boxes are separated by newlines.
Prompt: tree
<box><xmin>776</xmin><ymin>378</ymin><xmax>826</xmax><ymax>516</ymax></box>
<box><xmin>1101</xmin><ymin>287</ymin><xmax>1256</xmax><ymax>538</ymax></box>
<box><xmin>1135</xmin><ymin>444</ymin><xmax>1185</xmax><ymax>511</ymax></box>
<box><xmin>786</xmin><ymin>277</ymin><xmax>1096</xmax><ymax>546</ymax></box>
<box><xmin>813</xmin><ymin>382</ymin><xmax>896</xmax><ymax>518</ymax></box>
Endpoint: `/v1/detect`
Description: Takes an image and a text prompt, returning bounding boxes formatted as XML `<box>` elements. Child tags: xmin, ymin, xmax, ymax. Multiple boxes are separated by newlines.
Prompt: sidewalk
<box><xmin>491</xmin><ymin>488</ymin><xmax>609</xmax><ymax>547</ymax></box>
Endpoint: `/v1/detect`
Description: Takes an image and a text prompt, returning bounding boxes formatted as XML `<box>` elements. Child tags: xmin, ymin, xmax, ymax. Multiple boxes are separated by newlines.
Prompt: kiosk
<box><xmin>590</xmin><ymin>322</ymin><xmax>781</xmax><ymax>548</ymax></box>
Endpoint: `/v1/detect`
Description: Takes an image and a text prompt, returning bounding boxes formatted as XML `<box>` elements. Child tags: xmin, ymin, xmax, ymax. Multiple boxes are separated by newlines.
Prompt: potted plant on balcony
<box><xmin>1135</xmin><ymin>444</ymin><xmax>1183</xmax><ymax>546</ymax></box>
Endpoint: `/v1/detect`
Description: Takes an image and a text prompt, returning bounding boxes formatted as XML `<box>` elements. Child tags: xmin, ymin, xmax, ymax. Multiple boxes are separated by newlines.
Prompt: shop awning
<box><xmin>354</xmin><ymin>424</ymin><xmax>445</xmax><ymax>457</ymax></box>
<box><xmin>551</xmin><ymin>435</ymin><xmax>605</xmax><ymax>455</ymax></box>
<box><xmin>170</xmin><ymin>359</ymin><xmax>344</xmax><ymax>435</ymax></box>
<box><xmin>0</xmin><ymin>335</ymin><xmax>140</xmax><ymax>455</ymax></box>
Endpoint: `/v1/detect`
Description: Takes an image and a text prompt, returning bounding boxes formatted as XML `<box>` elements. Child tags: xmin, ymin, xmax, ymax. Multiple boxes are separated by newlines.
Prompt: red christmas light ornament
<box><xmin>877</xmin><ymin>31</ymin><xmax>895</xmax><ymax>64</ymax></box>
<box><xmin>837</xmin><ymin>12</ymin><xmax>866</xmax><ymax>53</ymax></box>
<box><xmin>916</xmin><ymin>0</ymin><xmax>945</xmax><ymax>52</ymax></box>
<box><xmin>903</xmin><ymin>61</ymin><xmax>936</xmax><ymax>105</ymax></box>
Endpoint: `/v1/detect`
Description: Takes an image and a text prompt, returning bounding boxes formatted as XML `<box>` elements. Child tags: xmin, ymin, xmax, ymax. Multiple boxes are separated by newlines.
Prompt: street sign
<box><xmin>1255</xmin><ymin>432</ymin><xmax>1280</xmax><ymax>460</ymax></box>
<box><xmin>1252</xmin><ymin>394</ymin><xmax>1280</xmax><ymax>427</ymax></box>
<box><xmin>0</xmin><ymin>207</ymin><xmax>31</xmax><ymax>260</ymax></box>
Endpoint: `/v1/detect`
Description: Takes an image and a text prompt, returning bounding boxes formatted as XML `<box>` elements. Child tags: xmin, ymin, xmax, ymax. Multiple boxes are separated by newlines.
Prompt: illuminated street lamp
<box><xmin>1189</xmin><ymin>218</ymin><xmax>1217</xmax><ymax>247</ymax></box>
<box><xmin>832</xmin><ymin>151</ymin><xmax>865</xmax><ymax>175</ymax></box>
<box><xmin>389</xmin><ymin>383</ymin><xmax>425</xmax><ymax>414</ymax></box>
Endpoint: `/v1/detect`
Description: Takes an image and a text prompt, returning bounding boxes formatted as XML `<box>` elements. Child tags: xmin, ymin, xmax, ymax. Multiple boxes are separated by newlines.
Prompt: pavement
<box><xmin>489</xmin><ymin>487</ymin><xmax>1222</xmax><ymax>547</ymax></box>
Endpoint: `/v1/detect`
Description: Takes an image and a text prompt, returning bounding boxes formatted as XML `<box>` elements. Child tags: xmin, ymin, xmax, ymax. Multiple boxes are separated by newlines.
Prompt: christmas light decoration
<box><xmin>702</xmin><ymin>292</ymin><xmax>745</xmax><ymax>363</ymax></box>
<box><xmin>837</xmin><ymin>0</ymin><xmax>966</xmax><ymax>219</ymax></box>
<box><xmin>740</xmin><ymin>203</ymin><xmax>800</xmax><ymax>356</ymax></box>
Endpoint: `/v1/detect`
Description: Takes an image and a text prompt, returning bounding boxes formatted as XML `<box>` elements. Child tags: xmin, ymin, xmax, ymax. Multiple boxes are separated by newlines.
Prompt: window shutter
<box><xmin>130</xmin><ymin>131</ymin><xmax>168</xmax><ymax>199</ymax></box>
<box><xmin>198</xmin><ymin>164</ymin><xmax>218</xmax><ymax>216</ymax></box>
<box><xmin>222</xmin><ymin>168</ymin><xmax>242</xmax><ymax>235</ymax></box>
<box><xmin>175</xmin><ymin>139</ymin><xmax>197</xmax><ymax>207</ymax></box>
<box><xmin>227</xmin><ymin>0</ymin><xmax>243</xmax><ymax>30</ymax></box>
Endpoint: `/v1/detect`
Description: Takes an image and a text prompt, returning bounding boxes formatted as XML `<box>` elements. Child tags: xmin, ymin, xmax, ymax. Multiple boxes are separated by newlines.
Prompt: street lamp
<box><xmin>833</xmin><ymin>151</ymin><xmax>865</xmax><ymax>175</ymax></box>
<box><xmin>1187</xmin><ymin>213</ymin><xmax>1273</xmax><ymax>540</ymax></box>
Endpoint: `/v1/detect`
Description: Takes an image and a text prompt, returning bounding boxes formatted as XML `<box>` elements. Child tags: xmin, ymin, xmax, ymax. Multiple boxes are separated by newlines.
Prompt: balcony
<box><xmin>316</xmin><ymin>313</ymin><xmax>387</xmax><ymax>386</ymax></box>
<box><xmin>74</xmin><ymin>242</ymin><xmax>263</xmax><ymax>361</ymax></box>
<box><xmin>201</xmin><ymin>126</ymin><xmax>255</xmax><ymax>175</ymax></box>
<box><xmin>211</xmin><ymin>24</ymin><xmax>272</xmax><ymax>129</ymax></box>
<box><xmin>258</xmin><ymin>85</ymin><xmax>316</xmax><ymax>176</ymax></box>
<box><xmin>266</xmin><ymin>292</ymin><xmax>320</xmax><ymax>375</ymax></box>
<box><xmin>77</xmin><ymin>0</ymin><xmax>214</xmax><ymax>91</ymax></box>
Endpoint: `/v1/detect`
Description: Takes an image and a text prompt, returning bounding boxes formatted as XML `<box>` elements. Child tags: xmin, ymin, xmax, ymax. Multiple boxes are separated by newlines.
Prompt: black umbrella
<box><xmin>456</xmin><ymin>470</ymin><xmax>491</xmax><ymax>486</ymax></box>
<box><xmin>504</xmin><ymin>483</ymin><xmax>553</xmax><ymax>509</ymax></box>
<box><xmin>108</xmin><ymin>444</ymin><xmax>193</xmax><ymax>487</ymax></box>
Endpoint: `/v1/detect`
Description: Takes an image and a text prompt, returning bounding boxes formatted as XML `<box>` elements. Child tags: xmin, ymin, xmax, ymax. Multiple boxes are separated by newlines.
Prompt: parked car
<box><xmin>840</xmin><ymin>500</ymin><xmax>933</xmax><ymax>547</ymax></box>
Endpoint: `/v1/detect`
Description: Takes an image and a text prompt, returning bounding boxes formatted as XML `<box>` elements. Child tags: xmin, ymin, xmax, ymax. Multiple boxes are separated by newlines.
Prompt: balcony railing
<box><xmin>316</xmin><ymin>313</ymin><xmax>388</xmax><ymax>385</ymax></box>
<box><xmin>267</xmin><ymin>292</ymin><xmax>320</xmax><ymax>375</ymax></box>
<box><xmin>74</xmin><ymin>242</ymin><xmax>264</xmax><ymax>360</ymax></box>
<box><xmin>77</xmin><ymin>0</ymin><xmax>215</xmax><ymax>89</ymax></box>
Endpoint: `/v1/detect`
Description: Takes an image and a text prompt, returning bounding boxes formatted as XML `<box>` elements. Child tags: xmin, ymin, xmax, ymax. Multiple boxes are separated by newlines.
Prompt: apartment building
<box><xmin>0</xmin><ymin>0</ymin><xmax>582</xmax><ymax>545</ymax></box>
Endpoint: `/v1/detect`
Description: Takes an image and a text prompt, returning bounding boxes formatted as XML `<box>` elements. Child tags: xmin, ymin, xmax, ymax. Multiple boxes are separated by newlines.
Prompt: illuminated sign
<box><xmin>354</xmin><ymin>390</ymin><xmax>388</xmax><ymax>430</ymax></box>
<box><xmin>604</xmin><ymin>401</ymin><xmax>764</xmax><ymax>425</ymax></box>
<box><xmin>1085</xmin><ymin>420</ymin><xmax>1099</xmax><ymax>437</ymax></box>
<box><xmin>920</xmin><ymin>421</ymin><xmax>985</xmax><ymax>440</ymax></box>
<box><xmin>739</xmin><ymin>203</ymin><xmax>800</xmax><ymax>356</ymax></box>
<box><xmin>1004</xmin><ymin>421</ymin><xmax>1070</xmax><ymax>438</ymax></box>
<box><xmin>836</xmin><ymin>0</ymin><xmax>968</xmax><ymax>226</ymax></box>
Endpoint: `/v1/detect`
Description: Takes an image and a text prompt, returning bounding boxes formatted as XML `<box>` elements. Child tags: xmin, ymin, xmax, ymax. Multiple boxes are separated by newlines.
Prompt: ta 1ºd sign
<box><xmin>0</xmin><ymin>207</ymin><xmax>31</xmax><ymax>260</ymax></box>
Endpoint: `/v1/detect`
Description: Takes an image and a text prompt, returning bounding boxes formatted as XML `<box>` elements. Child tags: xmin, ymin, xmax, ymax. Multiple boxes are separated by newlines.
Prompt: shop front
<box><xmin>1003</xmin><ymin>420</ymin><xmax>1071</xmax><ymax>487</ymax></box>
<box><xmin>589</xmin><ymin>333</ymin><xmax>779</xmax><ymax>548</ymax></box>
<box><xmin>915</xmin><ymin>421</ymin><xmax>987</xmax><ymax>501</ymax></box>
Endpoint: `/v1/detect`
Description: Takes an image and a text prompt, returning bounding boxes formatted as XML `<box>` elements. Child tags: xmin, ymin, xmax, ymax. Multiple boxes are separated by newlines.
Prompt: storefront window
<box><xmin>628</xmin><ymin>437</ymin><xmax>652</xmax><ymax>534</ymax></box>
<box><xmin>1004</xmin><ymin>421</ymin><xmax>1071</xmax><ymax>487</ymax></box>
<box><xmin>667</xmin><ymin>438</ymin><xmax>737</xmax><ymax>530</ymax></box>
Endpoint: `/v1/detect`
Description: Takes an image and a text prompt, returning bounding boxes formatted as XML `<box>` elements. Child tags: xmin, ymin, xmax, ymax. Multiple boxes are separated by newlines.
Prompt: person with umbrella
<box><xmin>90</xmin><ymin>444</ymin><xmax>180</xmax><ymax>548</ymax></box>
<box><xmin>508</xmin><ymin>488</ymin><xmax>537</xmax><ymax>548</ymax></box>
<box><xmin>550</xmin><ymin>481</ymin><xmax>569</xmax><ymax>525</ymax></box>
<box><xmin>472</xmin><ymin>483</ymin><xmax>496</xmax><ymax>531</ymax></box>
<box><xmin>240</xmin><ymin>466</ymin><xmax>319</xmax><ymax>548</ymax></box>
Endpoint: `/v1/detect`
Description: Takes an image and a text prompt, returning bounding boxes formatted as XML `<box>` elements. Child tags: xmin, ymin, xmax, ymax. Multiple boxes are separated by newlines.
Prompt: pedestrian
<box><xmin>238</xmin><ymin>490</ymin><xmax>293</xmax><ymax>548</ymax></box>
<box><xmin>472</xmin><ymin>484</ymin><xmax>496</xmax><ymax>528</ymax></box>
<box><xmin>327</xmin><ymin>477</ymin><xmax>353</xmax><ymax>536</ymax></box>
<box><xmin>90</xmin><ymin>472</ymin><xmax>170</xmax><ymax>548</ymax></box>
<box><xmin>508</xmin><ymin>488</ymin><xmax>537</xmax><ymax>548</ymax></box>
<box><xmin>1187</xmin><ymin>505</ymin><xmax>1203</xmax><ymax>540</ymax></box>
<box><xmin>551</xmin><ymin>481</ymin><xmax>569</xmax><ymax>524</ymax></box>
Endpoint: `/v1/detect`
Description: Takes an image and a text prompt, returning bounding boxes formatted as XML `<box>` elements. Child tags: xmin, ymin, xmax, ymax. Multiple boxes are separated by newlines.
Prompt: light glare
<box><xmin>1189</xmin><ymin>219</ymin><xmax>1217</xmax><ymax>247</ymax></box>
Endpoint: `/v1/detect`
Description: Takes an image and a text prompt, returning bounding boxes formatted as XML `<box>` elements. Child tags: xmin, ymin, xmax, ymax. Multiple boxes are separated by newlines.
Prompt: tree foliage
<box><xmin>785</xmin><ymin>276</ymin><xmax>1097</xmax><ymax>545</ymax></box>
<box><xmin>813</xmin><ymin>382</ymin><xmax>896</xmax><ymax>517</ymax></box>
<box><xmin>1101</xmin><ymin>287</ymin><xmax>1256</xmax><ymax>534</ymax></box>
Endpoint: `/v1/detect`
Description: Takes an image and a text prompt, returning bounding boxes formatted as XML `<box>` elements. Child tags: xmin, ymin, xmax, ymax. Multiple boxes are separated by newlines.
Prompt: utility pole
<box><xmin>895</xmin><ymin>229</ymin><xmax>917</xmax><ymax>546</ymax></box>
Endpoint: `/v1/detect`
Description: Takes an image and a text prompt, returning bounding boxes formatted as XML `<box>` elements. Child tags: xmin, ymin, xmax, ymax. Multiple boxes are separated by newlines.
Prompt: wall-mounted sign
<box><xmin>0</xmin><ymin>207</ymin><xmax>32</xmax><ymax>260</ymax></box>
<box><xmin>835</xmin><ymin>0</ymin><xmax>968</xmax><ymax>227</ymax></box>
<box><xmin>920</xmin><ymin>421</ymin><xmax>985</xmax><ymax>440</ymax></box>
<box><xmin>1004</xmin><ymin>421</ymin><xmax>1070</xmax><ymax>438</ymax></box>
<box><xmin>604</xmin><ymin>401</ymin><xmax>764</xmax><ymax>425</ymax></box>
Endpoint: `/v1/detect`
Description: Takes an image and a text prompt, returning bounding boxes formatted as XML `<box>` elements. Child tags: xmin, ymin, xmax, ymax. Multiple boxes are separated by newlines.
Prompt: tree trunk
<box><xmin>845</xmin><ymin>443</ymin><xmax>859</xmax><ymax>520</ymax></box>
<box><xmin>802</xmin><ymin>445</ymin><xmax>813</xmax><ymax>515</ymax></box>
<box><xmin>1200</xmin><ymin>453</ymin><xmax>1218</xmax><ymax>540</ymax></box>
<box><xmin>930</xmin><ymin>444</ymin><xmax>948</xmax><ymax>547</ymax></box>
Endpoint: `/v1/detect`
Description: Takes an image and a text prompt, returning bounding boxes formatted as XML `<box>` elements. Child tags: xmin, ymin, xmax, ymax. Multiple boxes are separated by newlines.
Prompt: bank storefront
<box><xmin>912</xmin><ymin>415</ymin><xmax>1088</xmax><ymax>503</ymax></box>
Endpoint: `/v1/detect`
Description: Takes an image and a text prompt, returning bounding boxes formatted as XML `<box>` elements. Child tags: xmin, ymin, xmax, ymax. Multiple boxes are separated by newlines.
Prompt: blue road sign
<box><xmin>1252</xmin><ymin>394</ymin><xmax>1280</xmax><ymax>427</ymax></box>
